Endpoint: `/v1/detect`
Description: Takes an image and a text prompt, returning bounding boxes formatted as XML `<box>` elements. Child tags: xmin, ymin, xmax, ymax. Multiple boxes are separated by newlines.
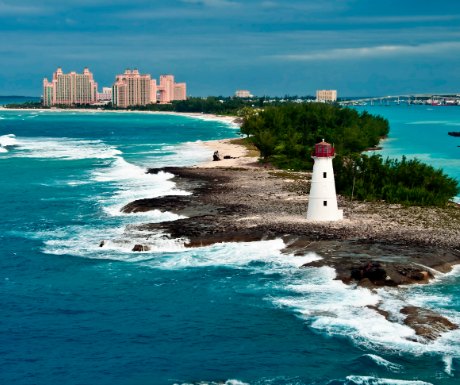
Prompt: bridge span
<box><xmin>339</xmin><ymin>93</ymin><xmax>460</xmax><ymax>106</ymax></box>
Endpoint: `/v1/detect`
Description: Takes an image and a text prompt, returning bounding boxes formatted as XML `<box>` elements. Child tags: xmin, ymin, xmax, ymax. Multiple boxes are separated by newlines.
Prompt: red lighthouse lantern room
<box><xmin>313</xmin><ymin>140</ymin><xmax>335</xmax><ymax>157</ymax></box>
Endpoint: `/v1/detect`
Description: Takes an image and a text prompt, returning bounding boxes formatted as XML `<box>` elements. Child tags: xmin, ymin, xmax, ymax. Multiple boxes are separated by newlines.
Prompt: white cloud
<box><xmin>0</xmin><ymin>1</ymin><xmax>45</xmax><ymax>15</ymax></box>
<box><xmin>276</xmin><ymin>41</ymin><xmax>460</xmax><ymax>61</ymax></box>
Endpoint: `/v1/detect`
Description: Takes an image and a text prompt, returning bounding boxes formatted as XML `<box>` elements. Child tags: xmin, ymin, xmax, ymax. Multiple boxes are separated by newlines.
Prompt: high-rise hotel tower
<box><xmin>112</xmin><ymin>69</ymin><xmax>157</xmax><ymax>108</ymax></box>
<box><xmin>112</xmin><ymin>70</ymin><xmax>187</xmax><ymax>108</ymax></box>
<box><xmin>43</xmin><ymin>67</ymin><xmax>98</xmax><ymax>106</ymax></box>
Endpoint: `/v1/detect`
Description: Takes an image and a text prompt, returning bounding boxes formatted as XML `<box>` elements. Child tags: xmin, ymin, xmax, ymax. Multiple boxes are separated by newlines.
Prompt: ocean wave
<box><xmin>344</xmin><ymin>376</ymin><xmax>432</xmax><ymax>385</ymax></box>
<box><xmin>173</xmin><ymin>380</ymin><xmax>249</xmax><ymax>385</ymax></box>
<box><xmin>0</xmin><ymin>134</ymin><xmax>19</xmax><ymax>152</ymax></box>
<box><xmin>91</xmin><ymin>157</ymin><xmax>190</xmax><ymax>215</ymax></box>
<box><xmin>272</xmin><ymin>265</ymin><xmax>460</xmax><ymax>358</ymax></box>
<box><xmin>1</xmin><ymin>135</ymin><xmax>121</xmax><ymax>160</ymax></box>
<box><xmin>149</xmin><ymin>141</ymin><xmax>214</xmax><ymax>167</ymax></box>
<box><xmin>362</xmin><ymin>354</ymin><xmax>404</xmax><ymax>373</ymax></box>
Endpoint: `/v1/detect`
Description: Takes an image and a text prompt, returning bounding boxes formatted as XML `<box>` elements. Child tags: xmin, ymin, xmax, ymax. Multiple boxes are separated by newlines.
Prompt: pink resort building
<box><xmin>43</xmin><ymin>67</ymin><xmax>98</xmax><ymax>106</ymax></box>
<box><xmin>112</xmin><ymin>70</ymin><xmax>187</xmax><ymax>108</ymax></box>
<box><xmin>316</xmin><ymin>90</ymin><xmax>338</xmax><ymax>103</ymax></box>
<box><xmin>97</xmin><ymin>87</ymin><xmax>113</xmax><ymax>103</ymax></box>
<box><xmin>235</xmin><ymin>90</ymin><xmax>253</xmax><ymax>98</ymax></box>
<box><xmin>112</xmin><ymin>69</ymin><xmax>157</xmax><ymax>108</ymax></box>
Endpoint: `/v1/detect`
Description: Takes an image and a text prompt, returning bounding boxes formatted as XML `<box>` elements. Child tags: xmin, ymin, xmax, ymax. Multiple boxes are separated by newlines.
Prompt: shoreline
<box><xmin>121</xmin><ymin>162</ymin><xmax>459</xmax><ymax>341</ymax></box>
<box><xmin>118</xmin><ymin>136</ymin><xmax>460</xmax><ymax>342</ymax></box>
<box><xmin>0</xmin><ymin>106</ymin><xmax>241</xmax><ymax>127</ymax></box>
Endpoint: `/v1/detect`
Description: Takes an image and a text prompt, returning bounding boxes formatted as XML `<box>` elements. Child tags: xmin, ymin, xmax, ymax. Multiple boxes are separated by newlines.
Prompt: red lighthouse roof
<box><xmin>313</xmin><ymin>139</ymin><xmax>335</xmax><ymax>157</ymax></box>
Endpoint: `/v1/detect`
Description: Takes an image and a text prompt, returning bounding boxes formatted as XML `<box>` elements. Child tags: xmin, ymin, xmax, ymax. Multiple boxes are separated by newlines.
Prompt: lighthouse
<box><xmin>306</xmin><ymin>140</ymin><xmax>343</xmax><ymax>221</ymax></box>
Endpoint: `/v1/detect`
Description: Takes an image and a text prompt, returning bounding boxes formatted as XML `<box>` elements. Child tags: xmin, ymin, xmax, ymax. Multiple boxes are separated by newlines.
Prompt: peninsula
<box><xmin>119</xmin><ymin>138</ymin><xmax>460</xmax><ymax>342</ymax></box>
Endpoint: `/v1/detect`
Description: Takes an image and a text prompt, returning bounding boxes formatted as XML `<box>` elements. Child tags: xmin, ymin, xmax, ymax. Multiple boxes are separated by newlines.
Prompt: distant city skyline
<box><xmin>1</xmin><ymin>0</ymin><xmax>459</xmax><ymax>96</ymax></box>
<box><xmin>42</xmin><ymin>67</ymin><xmax>186</xmax><ymax>106</ymax></box>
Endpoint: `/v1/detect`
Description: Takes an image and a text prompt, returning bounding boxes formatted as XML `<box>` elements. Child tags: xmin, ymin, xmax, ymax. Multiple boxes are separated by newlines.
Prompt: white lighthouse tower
<box><xmin>306</xmin><ymin>140</ymin><xmax>343</xmax><ymax>221</ymax></box>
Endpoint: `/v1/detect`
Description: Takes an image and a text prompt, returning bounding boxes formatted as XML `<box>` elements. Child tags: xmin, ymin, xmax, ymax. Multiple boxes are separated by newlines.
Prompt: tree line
<box><xmin>240</xmin><ymin>103</ymin><xmax>459</xmax><ymax>206</ymax></box>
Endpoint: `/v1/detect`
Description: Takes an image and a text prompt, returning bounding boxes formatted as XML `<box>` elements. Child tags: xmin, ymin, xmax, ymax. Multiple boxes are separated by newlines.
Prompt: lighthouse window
<box><xmin>323</xmin><ymin>201</ymin><xmax>327</xmax><ymax>206</ymax></box>
<box><xmin>323</xmin><ymin>172</ymin><xmax>327</xmax><ymax>178</ymax></box>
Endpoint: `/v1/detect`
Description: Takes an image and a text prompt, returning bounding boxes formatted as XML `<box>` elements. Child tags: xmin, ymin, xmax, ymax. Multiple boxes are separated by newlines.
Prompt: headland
<box><xmin>120</xmin><ymin>137</ymin><xmax>460</xmax><ymax>341</ymax></box>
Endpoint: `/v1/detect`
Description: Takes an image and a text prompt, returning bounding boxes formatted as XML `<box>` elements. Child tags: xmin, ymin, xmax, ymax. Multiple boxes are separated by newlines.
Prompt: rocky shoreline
<box><xmin>119</xmin><ymin>161</ymin><xmax>460</xmax><ymax>341</ymax></box>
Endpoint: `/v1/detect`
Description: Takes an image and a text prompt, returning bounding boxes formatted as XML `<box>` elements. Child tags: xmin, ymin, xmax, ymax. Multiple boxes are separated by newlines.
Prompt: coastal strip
<box><xmin>119</xmin><ymin>137</ymin><xmax>460</xmax><ymax>341</ymax></box>
<box><xmin>0</xmin><ymin>106</ymin><xmax>240</xmax><ymax>127</ymax></box>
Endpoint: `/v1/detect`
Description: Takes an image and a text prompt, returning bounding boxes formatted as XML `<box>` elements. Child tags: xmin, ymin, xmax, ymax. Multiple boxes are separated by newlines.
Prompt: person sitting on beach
<box><xmin>213</xmin><ymin>150</ymin><xmax>220</xmax><ymax>161</ymax></box>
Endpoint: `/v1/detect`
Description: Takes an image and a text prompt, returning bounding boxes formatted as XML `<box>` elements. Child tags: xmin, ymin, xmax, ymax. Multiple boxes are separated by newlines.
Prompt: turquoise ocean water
<box><xmin>356</xmin><ymin>105</ymin><xmax>460</xmax><ymax>201</ymax></box>
<box><xmin>0</xmin><ymin>106</ymin><xmax>459</xmax><ymax>385</ymax></box>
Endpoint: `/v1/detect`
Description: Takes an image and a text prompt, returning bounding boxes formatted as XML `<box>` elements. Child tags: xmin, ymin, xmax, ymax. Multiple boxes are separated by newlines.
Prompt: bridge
<box><xmin>339</xmin><ymin>93</ymin><xmax>460</xmax><ymax>106</ymax></box>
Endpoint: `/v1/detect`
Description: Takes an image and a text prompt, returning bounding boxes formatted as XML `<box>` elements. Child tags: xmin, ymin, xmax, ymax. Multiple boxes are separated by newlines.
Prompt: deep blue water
<box><xmin>0</xmin><ymin>109</ymin><xmax>459</xmax><ymax>385</ymax></box>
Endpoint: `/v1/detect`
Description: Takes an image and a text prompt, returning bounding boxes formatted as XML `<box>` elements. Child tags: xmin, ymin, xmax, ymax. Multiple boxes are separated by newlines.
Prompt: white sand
<box><xmin>195</xmin><ymin>138</ymin><xmax>259</xmax><ymax>168</ymax></box>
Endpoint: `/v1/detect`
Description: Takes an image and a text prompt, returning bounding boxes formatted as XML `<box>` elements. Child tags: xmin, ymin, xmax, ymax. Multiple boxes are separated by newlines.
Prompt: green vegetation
<box><xmin>241</xmin><ymin>103</ymin><xmax>459</xmax><ymax>206</ymax></box>
<box><xmin>334</xmin><ymin>154</ymin><xmax>459</xmax><ymax>206</ymax></box>
<box><xmin>125</xmin><ymin>96</ymin><xmax>315</xmax><ymax>114</ymax></box>
<box><xmin>4</xmin><ymin>101</ymin><xmax>44</xmax><ymax>109</ymax></box>
<box><xmin>241</xmin><ymin>103</ymin><xmax>389</xmax><ymax>169</ymax></box>
<box><xmin>6</xmin><ymin>95</ymin><xmax>316</xmax><ymax>114</ymax></box>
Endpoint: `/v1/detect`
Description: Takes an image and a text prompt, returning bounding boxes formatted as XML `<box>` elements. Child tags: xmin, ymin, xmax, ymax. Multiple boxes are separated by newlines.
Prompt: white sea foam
<box><xmin>345</xmin><ymin>376</ymin><xmax>433</xmax><ymax>385</ymax></box>
<box><xmin>173</xmin><ymin>380</ymin><xmax>249</xmax><ymax>385</ymax></box>
<box><xmin>156</xmin><ymin>239</ymin><xmax>317</xmax><ymax>271</ymax></box>
<box><xmin>272</xmin><ymin>264</ymin><xmax>460</xmax><ymax>357</ymax></box>
<box><xmin>442</xmin><ymin>355</ymin><xmax>454</xmax><ymax>376</ymax></box>
<box><xmin>3</xmin><ymin>136</ymin><xmax>121</xmax><ymax>160</ymax></box>
<box><xmin>91</xmin><ymin>157</ymin><xmax>189</xmax><ymax>216</ymax></box>
<box><xmin>0</xmin><ymin>133</ymin><xmax>18</xmax><ymax>146</ymax></box>
<box><xmin>0</xmin><ymin>134</ymin><xmax>19</xmax><ymax>152</ymax></box>
<box><xmin>41</xmin><ymin>221</ymin><xmax>189</xmax><ymax>258</ymax></box>
<box><xmin>363</xmin><ymin>354</ymin><xmax>403</xmax><ymax>373</ymax></box>
<box><xmin>148</xmin><ymin>141</ymin><xmax>213</xmax><ymax>167</ymax></box>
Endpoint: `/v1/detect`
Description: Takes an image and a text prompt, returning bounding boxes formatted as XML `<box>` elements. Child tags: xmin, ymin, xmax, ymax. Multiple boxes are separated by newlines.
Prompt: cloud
<box><xmin>0</xmin><ymin>1</ymin><xmax>45</xmax><ymax>15</ymax></box>
<box><xmin>275</xmin><ymin>41</ymin><xmax>460</xmax><ymax>61</ymax></box>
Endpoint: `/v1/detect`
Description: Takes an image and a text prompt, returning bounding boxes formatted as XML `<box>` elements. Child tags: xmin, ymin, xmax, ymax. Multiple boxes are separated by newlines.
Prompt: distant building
<box><xmin>235</xmin><ymin>90</ymin><xmax>253</xmax><ymax>98</ymax></box>
<box><xmin>97</xmin><ymin>87</ymin><xmax>113</xmax><ymax>103</ymax></box>
<box><xmin>316</xmin><ymin>90</ymin><xmax>337</xmax><ymax>103</ymax></box>
<box><xmin>112</xmin><ymin>69</ymin><xmax>157</xmax><ymax>108</ymax></box>
<box><xmin>157</xmin><ymin>74</ymin><xmax>174</xmax><ymax>103</ymax></box>
<box><xmin>112</xmin><ymin>70</ymin><xmax>187</xmax><ymax>107</ymax></box>
<box><xmin>173</xmin><ymin>82</ymin><xmax>187</xmax><ymax>101</ymax></box>
<box><xmin>43</xmin><ymin>67</ymin><xmax>98</xmax><ymax>106</ymax></box>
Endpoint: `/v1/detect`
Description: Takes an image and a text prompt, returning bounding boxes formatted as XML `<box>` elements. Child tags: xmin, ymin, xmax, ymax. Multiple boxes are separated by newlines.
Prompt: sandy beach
<box><xmin>0</xmin><ymin>106</ymin><xmax>240</xmax><ymax>127</ymax></box>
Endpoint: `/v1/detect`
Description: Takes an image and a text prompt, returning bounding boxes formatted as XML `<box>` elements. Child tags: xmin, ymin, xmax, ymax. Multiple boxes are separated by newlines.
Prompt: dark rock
<box><xmin>401</xmin><ymin>306</ymin><xmax>458</xmax><ymax>340</ymax></box>
<box><xmin>358</xmin><ymin>278</ymin><xmax>375</xmax><ymax>289</ymax></box>
<box><xmin>350</xmin><ymin>261</ymin><xmax>387</xmax><ymax>283</ymax></box>
<box><xmin>367</xmin><ymin>305</ymin><xmax>390</xmax><ymax>318</ymax></box>
<box><xmin>99</xmin><ymin>240</ymin><xmax>105</xmax><ymax>247</ymax></box>
<box><xmin>132</xmin><ymin>244</ymin><xmax>150</xmax><ymax>252</ymax></box>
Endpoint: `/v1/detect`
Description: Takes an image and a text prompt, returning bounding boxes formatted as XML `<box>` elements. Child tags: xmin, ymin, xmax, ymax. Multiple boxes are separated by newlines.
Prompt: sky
<box><xmin>1</xmin><ymin>0</ymin><xmax>460</xmax><ymax>97</ymax></box>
